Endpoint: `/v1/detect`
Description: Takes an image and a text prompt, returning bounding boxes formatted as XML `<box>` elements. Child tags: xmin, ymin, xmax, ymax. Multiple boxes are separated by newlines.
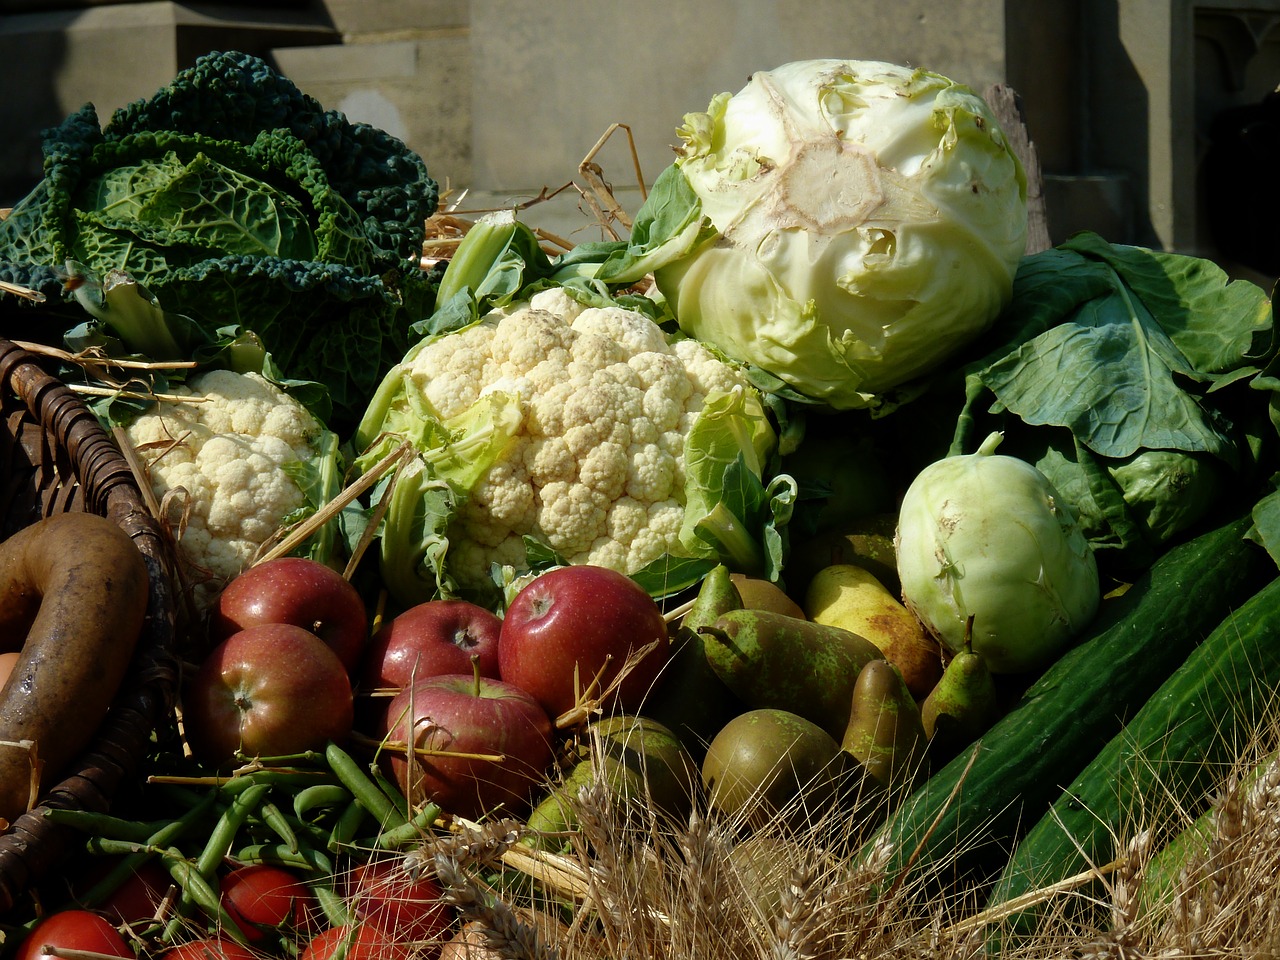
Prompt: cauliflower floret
<box><xmin>492</xmin><ymin>309</ymin><xmax>575</xmax><ymax>375</ymax></box>
<box><xmin>628</xmin><ymin>499</ymin><xmax>686</xmax><ymax>571</ymax></box>
<box><xmin>537</xmin><ymin>480</ymin><xmax>610</xmax><ymax>557</ymax></box>
<box><xmin>527</xmin><ymin>286</ymin><xmax>589</xmax><ymax>323</ymax></box>
<box><xmin>410</xmin><ymin>321</ymin><xmax>500</xmax><ymax>419</ymax></box>
<box><xmin>124</xmin><ymin>370</ymin><xmax>323</xmax><ymax>609</ymax></box>
<box><xmin>572</xmin><ymin>306</ymin><xmax>671</xmax><ymax>356</ymax></box>
<box><xmin>577</xmin><ymin>535</ymin><xmax>628</xmax><ymax>573</ymax></box>
<box><xmin>626</xmin><ymin>443</ymin><xmax>678</xmax><ymax>503</ymax></box>
<box><xmin>450</xmin><ymin>533</ymin><xmax>529</xmax><ymax>593</ymax></box>
<box><xmin>378</xmin><ymin>293</ymin><xmax>770</xmax><ymax>595</ymax></box>
<box><xmin>673</xmin><ymin>337</ymin><xmax>753</xmax><ymax>397</ymax></box>
<box><xmin>455</xmin><ymin>451</ymin><xmax>537</xmax><ymax>545</ymax></box>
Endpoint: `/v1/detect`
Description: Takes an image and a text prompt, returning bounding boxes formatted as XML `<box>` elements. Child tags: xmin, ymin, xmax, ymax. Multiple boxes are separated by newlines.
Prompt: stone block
<box><xmin>315</xmin><ymin>0</ymin><xmax>468</xmax><ymax>39</ymax></box>
<box><xmin>468</xmin><ymin>0</ymin><xmax>1007</xmax><ymax>198</ymax></box>
<box><xmin>272</xmin><ymin>35</ymin><xmax>472</xmax><ymax>190</ymax></box>
<box><xmin>0</xmin><ymin>2</ymin><xmax>336</xmax><ymax>202</ymax></box>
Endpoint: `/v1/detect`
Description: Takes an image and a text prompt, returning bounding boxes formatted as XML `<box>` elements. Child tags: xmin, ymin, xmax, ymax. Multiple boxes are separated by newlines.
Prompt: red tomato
<box><xmin>220</xmin><ymin>863</ymin><xmax>315</xmax><ymax>941</ymax></box>
<box><xmin>300</xmin><ymin>924</ymin><xmax>412</xmax><ymax>960</ymax></box>
<box><xmin>87</xmin><ymin>857</ymin><xmax>173</xmax><ymax>926</ymax></box>
<box><xmin>348</xmin><ymin>855</ymin><xmax>451</xmax><ymax>945</ymax></box>
<box><xmin>160</xmin><ymin>938</ymin><xmax>257</xmax><ymax>960</ymax></box>
<box><xmin>13</xmin><ymin>910</ymin><xmax>132</xmax><ymax>960</ymax></box>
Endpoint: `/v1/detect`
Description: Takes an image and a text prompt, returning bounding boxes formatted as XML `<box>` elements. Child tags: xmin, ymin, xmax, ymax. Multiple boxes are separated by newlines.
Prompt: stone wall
<box><xmin>3</xmin><ymin>0</ymin><xmax>1280</xmax><ymax>277</ymax></box>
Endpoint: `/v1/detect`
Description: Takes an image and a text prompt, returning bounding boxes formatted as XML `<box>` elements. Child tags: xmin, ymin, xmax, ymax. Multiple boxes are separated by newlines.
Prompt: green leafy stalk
<box><xmin>67</xmin><ymin>261</ymin><xmax>209</xmax><ymax>360</ymax></box>
<box><xmin>417</xmin><ymin>210</ymin><xmax>559</xmax><ymax>339</ymax></box>
<box><xmin>372</xmin><ymin>456</ymin><xmax>461</xmax><ymax>606</ymax></box>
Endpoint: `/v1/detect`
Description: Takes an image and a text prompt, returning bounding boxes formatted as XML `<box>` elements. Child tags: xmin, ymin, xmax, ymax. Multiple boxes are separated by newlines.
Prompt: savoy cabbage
<box><xmin>0</xmin><ymin>50</ymin><xmax>440</xmax><ymax>429</ymax></box>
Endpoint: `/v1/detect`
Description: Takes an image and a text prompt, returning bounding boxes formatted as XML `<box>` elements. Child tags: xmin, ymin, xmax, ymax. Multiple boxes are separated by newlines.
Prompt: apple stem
<box><xmin>470</xmin><ymin>654</ymin><xmax>481</xmax><ymax>698</ymax></box>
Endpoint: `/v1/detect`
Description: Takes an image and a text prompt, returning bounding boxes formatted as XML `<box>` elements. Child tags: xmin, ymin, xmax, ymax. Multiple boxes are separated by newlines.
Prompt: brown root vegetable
<box><xmin>0</xmin><ymin>513</ymin><xmax>150</xmax><ymax>823</ymax></box>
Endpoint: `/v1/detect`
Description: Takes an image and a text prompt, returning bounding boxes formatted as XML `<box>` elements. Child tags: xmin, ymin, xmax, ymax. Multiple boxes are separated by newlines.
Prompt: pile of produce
<box><xmin>2</xmin><ymin>51</ymin><xmax>1280</xmax><ymax>960</ymax></box>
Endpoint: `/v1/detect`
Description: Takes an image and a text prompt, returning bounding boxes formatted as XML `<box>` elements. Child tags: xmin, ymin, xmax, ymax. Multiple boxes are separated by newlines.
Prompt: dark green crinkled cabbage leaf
<box><xmin>0</xmin><ymin>50</ymin><xmax>440</xmax><ymax>429</ymax></box>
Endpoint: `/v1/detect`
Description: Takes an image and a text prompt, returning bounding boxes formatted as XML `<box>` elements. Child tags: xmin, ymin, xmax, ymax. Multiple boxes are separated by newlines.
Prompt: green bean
<box><xmin>371</xmin><ymin>803</ymin><xmax>444</xmax><ymax>851</ymax></box>
<box><xmin>262</xmin><ymin>810</ymin><xmax>334</xmax><ymax>853</ymax></box>
<box><xmin>255</xmin><ymin>800</ymin><xmax>300</xmax><ymax>854</ymax></box>
<box><xmin>369</xmin><ymin>762</ymin><xmax>411</xmax><ymax>821</ymax></box>
<box><xmin>327</xmin><ymin>798</ymin><xmax>369</xmax><ymax>853</ymax></box>
<box><xmin>77</xmin><ymin>791</ymin><xmax>218</xmax><ymax>910</ymax></box>
<box><xmin>292</xmin><ymin>782</ymin><xmax>354</xmax><ymax>821</ymax></box>
<box><xmin>216</xmin><ymin>768</ymin><xmax>334</xmax><ymax>795</ymax></box>
<box><xmin>324</xmin><ymin>741</ymin><xmax>407</xmax><ymax>831</ymax></box>
<box><xmin>182</xmin><ymin>779</ymin><xmax>270</xmax><ymax>914</ymax></box>
<box><xmin>84</xmin><ymin>837</ymin><xmax>163</xmax><ymax>858</ymax></box>
<box><xmin>233</xmin><ymin>841</ymin><xmax>334</xmax><ymax>875</ymax></box>
<box><xmin>152</xmin><ymin>846</ymin><xmax>249</xmax><ymax>945</ymax></box>
<box><xmin>41</xmin><ymin>808</ymin><xmax>172</xmax><ymax>843</ymax></box>
<box><xmin>306</xmin><ymin>877</ymin><xmax>355</xmax><ymax>927</ymax></box>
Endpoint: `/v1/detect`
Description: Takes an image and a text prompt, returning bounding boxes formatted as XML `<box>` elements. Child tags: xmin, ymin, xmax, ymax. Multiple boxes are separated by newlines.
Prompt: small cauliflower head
<box><xmin>124</xmin><ymin>369</ymin><xmax>324</xmax><ymax>609</ymax></box>
<box><xmin>408</xmin><ymin>288</ymin><xmax>757</xmax><ymax>591</ymax></box>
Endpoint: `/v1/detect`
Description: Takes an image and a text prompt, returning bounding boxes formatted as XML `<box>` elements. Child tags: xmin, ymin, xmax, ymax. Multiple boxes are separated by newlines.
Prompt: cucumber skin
<box><xmin>870</xmin><ymin>513</ymin><xmax>1272</xmax><ymax>888</ymax></box>
<box><xmin>989</xmin><ymin>569</ymin><xmax>1280</xmax><ymax>912</ymax></box>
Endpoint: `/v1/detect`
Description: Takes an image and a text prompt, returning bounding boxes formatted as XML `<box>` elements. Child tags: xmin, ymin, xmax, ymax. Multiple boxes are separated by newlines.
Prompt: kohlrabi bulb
<box><xmin>895</xmin><ymin>432</ymin><xmax>1099</xmax><ymax>674</ymax></box>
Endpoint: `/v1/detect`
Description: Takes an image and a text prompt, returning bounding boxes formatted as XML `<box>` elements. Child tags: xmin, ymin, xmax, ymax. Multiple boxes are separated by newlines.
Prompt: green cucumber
<box><xmin>987</xmin><ymin>571</ymin><xmax>1280</xmax><ymax>925</ymax></box>
<box><xmin>867</xmin><ymin>512</ymin><xmax>1272</xmax><ymax>890</ymax></box>
<box><xmin>1136</xmin><ymin>746</ymin><xmax>1277</xmax><ymax>922</ymax></box>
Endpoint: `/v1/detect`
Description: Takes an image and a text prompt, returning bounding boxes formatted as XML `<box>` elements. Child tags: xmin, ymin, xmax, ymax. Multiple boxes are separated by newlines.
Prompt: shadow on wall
<box><xmin>1204</xmin><ymin>94</ymin><xmax>1280</xmax><ymax>280</ymax></box>
<box><xmin>1087</xmin><ymin>0</ymin><xmax>1150</xmax><ymax>247</ymax></box>
<box><xmin>0</xmin><ymin>30</ymin><xmax>65</xmax><ymax>205</ymax></box>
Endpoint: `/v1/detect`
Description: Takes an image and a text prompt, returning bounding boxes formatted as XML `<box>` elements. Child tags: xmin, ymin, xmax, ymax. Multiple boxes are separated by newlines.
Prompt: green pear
<box><xmin>841</xmin><ymin>659</ymin><xmax>928</xmax><ymax>793</ymax></box>
<box><xmin>730</xmin><ymin>572</ymin><xmax>807</xmax><ymax>619</ymax></box>
<box><xmin>524</xmin><ymin>715</ymin><xmax>697</xmax><ymax>850</ymax></box>
<box><xmin>642</xmin><ymin>565</ymin><xmax>744</xmax><ymax>759</ymax></box>
<box><xmin>701</xmin><ymin>708</ymin><xmax>847</xmax><ymax>829</ymax></box>
<box><xmin>699</xmin><ymin>609</ymin><xmax>883</xmax><ymax>740</ymax></box>
<box><xmin>919</xmin><ymin>623</ymin><xmax>1001</xmax><ymax>759</ymax></box>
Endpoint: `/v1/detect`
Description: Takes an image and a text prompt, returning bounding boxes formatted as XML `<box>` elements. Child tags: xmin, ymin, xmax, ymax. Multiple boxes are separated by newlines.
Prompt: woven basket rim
<box><xmin>0</xmin><ymin>337</ymin><xmax>180</xmax><ymax>916</ymax></box>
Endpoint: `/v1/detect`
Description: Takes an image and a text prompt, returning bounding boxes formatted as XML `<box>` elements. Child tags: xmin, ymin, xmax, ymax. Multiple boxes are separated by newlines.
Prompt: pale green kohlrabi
<box><xmin>603</xmin><ymin>59</ymin><xmax>1028</xmax><ymax>409</ymax></box>
<box><xmin>895</xmin><ymin>432</ymin><xmax>1100</xmax><ymax>674</ymax></box>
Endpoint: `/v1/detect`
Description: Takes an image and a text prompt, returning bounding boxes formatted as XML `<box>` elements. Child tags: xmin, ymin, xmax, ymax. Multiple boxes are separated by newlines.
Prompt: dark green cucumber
<box><xmin>867</xmin><ymin>512</ymin><xmax>1272</xmax><ymax>889</ymax></box>
<box><xmin>988</xmin><ymin>571</ymin><xmax>1280</xmax><ymax>921</ymax></box>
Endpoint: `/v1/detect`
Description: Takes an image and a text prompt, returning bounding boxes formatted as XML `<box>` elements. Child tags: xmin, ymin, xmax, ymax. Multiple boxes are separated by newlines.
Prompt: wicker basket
<box><xmin>0</xmin><ymin>337</ymin><xmax>180</xmax><ymax>915</ymax></box>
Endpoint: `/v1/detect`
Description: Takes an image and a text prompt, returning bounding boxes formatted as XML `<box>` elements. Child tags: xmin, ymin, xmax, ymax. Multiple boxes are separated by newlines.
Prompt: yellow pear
<box><xmin>803</xmin><ymin>564</ymin><xmax>942</xmax><ymax>699</ymax></box>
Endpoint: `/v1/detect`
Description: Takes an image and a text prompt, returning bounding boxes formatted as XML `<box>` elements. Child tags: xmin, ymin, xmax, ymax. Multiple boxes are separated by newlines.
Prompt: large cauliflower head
<box><xmin>124</xmin><ymin>369</ymin><xmax>324</xmax><ymax>609</ymax></box>
<box><xmin>407</xmin><ymin>288</ymin><xmax>755</xmax><ymax>591</ymax></box>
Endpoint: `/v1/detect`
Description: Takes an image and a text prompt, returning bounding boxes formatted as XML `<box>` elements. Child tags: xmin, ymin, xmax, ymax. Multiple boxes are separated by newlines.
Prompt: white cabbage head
<box><xmin>654</xmin><ymin>59</ymin><xmax>1029</xmax><ymax>408</ymax></box>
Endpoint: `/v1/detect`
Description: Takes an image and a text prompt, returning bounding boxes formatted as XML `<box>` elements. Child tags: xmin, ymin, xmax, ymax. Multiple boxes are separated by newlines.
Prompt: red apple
<box><xmin>361</xmin><ymin>599</ymin><xmax>503</xmax><ymax>693</ymax></box>
<box><xmin>184</xmin><ymin>623</ymin><xmax>354</xmax><ymax>768</ymax></box>
<box><xmin>380</xmin><ymin>672</ymin><xmax>554</xmax><ymax>820</ymax></box>
<box><xmin>498</xmin><ymin>565</ymin><xmax>671</xmax><ymax>719</ymax></box>
<box><xmin>213</xmin><ymin>557</ymin><xmax>369</xmax><ymax>671</ymax></box>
